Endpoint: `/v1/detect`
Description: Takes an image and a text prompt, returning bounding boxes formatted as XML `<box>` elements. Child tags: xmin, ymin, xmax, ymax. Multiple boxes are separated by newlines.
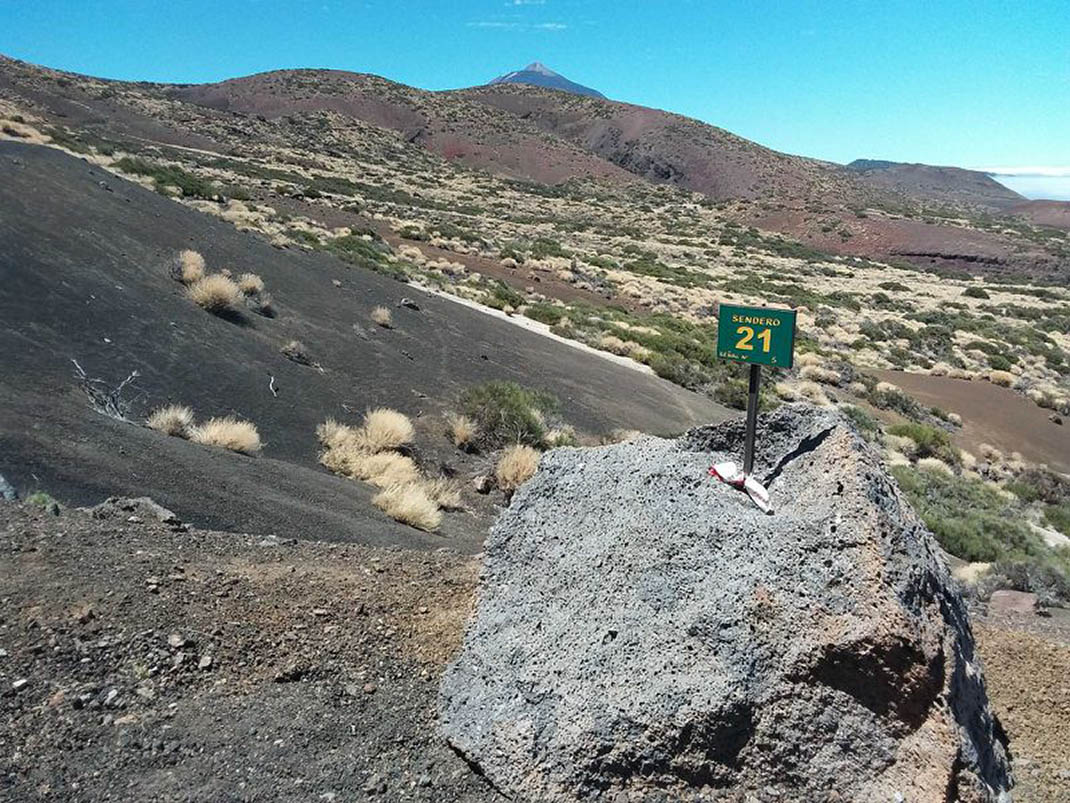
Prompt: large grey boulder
<box><xmin>439</xmin><ymin>405</ymin><xmax>1012</xmax><ymax>801</ymax></box>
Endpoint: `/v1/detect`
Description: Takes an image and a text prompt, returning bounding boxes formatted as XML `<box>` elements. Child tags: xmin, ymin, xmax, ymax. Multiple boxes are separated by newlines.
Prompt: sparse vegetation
<box><xmin>173</xmin><ymin>250</ymin><xmax>205</xmax><ymax>285</ymax></box>
<box><xmin>188</xmin><ymin>274</ymin><xmax>241</xmax><ymax>313</ymax></box>
<box><xmin>371</xmin><ymin>306</ymin><xmax>393</xmax><ymax>328</ymax></box>
<box><xmin>460</xmin><ymin>381</ymin><xmax>558</xmax><ymax>448</ymax></box>
<box><xmin>146</xmin><ymin>404</ymin><xmax>194</xmax><ymax>438</ymax></box>
<box><xmin>495</xmin><ymin>445</ymin><xmax>540</xmax><ymax>493</ymax></box>
<box><xmin>237</xmin><ymin>272</ymin><xmax>265</xmax><ymax>295</ymax></box>
<box><xmin>892</xmin><ymin>465</ymin><xmax>1040</xmax><ymax>563</ymax></box>
<box><xmin>372</xmin><ymin>483</ymin><xmax>442</xmax><ymax>532</ymax></box>
<box><xmin>189</xmin><ymin>417</ymin><xmax>262</xmax><ymax>454</ymax></box>
<box><xmin>446</xmin><ymin>413</ymin><xmax>478</xmax><ymax>450</ymax></box>
<box><xmin>359</xmin><ymin>408</ymin><xmax>415</xmax><ymax>452</ymax></box>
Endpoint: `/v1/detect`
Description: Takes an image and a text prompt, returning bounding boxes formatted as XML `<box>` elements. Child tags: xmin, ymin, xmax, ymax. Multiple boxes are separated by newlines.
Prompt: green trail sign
<box><xmin>716</xmin><ymin>304</ymin><xmax>797</xmax><ymax>368</ymax></box>
<box><xmin>714</xmin><ymin>303</ymin><xmax>798</xmax><ymax>482</ymax></box>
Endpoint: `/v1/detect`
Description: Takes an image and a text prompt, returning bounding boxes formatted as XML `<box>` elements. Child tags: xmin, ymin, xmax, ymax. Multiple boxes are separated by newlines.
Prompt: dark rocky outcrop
<box><xmin>439</xmin><ymin>405</ymin><xmax>1012</xmax><ymax>801</ymax></box>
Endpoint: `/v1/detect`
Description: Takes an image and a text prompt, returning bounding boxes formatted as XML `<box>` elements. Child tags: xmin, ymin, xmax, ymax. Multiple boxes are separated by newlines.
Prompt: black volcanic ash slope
<box><xmin>0</xmin><ymin>142</ymin><xmax>728</xmax><ymax>551</ymax></box>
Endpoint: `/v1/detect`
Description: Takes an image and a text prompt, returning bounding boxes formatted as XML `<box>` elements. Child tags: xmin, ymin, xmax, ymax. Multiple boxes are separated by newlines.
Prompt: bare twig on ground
<box><xmin>71</xmin><ymin>359</ymin><xmax>140</xmax><ymax>421</ymax></box>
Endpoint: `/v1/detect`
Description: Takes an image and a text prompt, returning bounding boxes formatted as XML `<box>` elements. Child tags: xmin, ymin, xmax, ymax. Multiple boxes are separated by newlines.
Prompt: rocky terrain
<box><xmin>0</xmin><ymin>50</ymin><xmax>1068</xmax><ymax>802</ymax></box>
<box><xmin>441</xmin><ymin>408</ymin><xmax>1012</xmax><ymax>801</ymax></box>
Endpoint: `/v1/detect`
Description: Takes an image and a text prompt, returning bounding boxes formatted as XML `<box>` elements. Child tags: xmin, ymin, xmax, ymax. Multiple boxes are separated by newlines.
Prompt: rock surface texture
<box><xmin>439</xmin><ymin>405</ymin><xmax>1013</xmax><ymax>801</ymax></box>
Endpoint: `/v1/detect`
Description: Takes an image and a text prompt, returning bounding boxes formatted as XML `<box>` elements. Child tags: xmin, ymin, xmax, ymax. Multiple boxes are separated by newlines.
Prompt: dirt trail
<box><xmin>875</xmin><ymin>370</ymin><xmax>1070</xmax><ymax>473</ymax></box>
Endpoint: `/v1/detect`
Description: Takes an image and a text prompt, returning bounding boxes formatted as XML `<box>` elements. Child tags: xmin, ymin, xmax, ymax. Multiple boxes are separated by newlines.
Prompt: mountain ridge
<box><xmin>489</xmin><ymin>61</ymin><xmax>605</xmax><ymax>98</ymax></box>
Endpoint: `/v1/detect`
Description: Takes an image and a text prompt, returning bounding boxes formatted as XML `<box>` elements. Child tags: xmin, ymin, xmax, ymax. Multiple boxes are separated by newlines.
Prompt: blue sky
<box><xmin>1</xmin><ymin>0</ymin><xmax>1067</xmax><ymax>180</ymax></box>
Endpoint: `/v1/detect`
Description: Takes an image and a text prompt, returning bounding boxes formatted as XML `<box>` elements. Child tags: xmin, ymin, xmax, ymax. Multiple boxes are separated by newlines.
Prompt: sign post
<box><xmin>714</xmin><ymin>303</ymin><xmax>797</xmax><ymax>496</ymax></box>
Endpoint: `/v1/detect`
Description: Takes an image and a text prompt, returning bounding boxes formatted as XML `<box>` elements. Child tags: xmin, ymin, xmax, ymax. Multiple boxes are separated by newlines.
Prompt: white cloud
<box><xmin>466</xmin><ymin>19</ymin><xmax>567</xmax><ymax>31</ymax></box>
<box><xmin>976</xmin><ymin>166</ymin><xmax>1070</xmax><ymax>177</ymax></box>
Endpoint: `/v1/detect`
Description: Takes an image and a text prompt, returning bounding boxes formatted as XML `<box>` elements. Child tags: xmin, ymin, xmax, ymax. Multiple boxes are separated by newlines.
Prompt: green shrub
<box><xmin>523</xmin><ymin>303</ymin><xmax>567</xmax><ymax>326</ymax></box>
<box><xmin>840</xmin><ymin>405</ymin><xmax>880</xmax><ymax>441</ymax></box>
<box><xmin>1045</xmin><ymin>503</ymin><xmax>1070</xmax><ymax>536</ymax></box>
<box><xmin>878</xmin><ymin>281</ymin><xmax>910</xmax><ymax>292</ymax></box>
<box><xmin>113</xmin><ymin>157</ymin><xmax>217</xmax><ymax>199</ymax></box>
<box><xmin>963</xmin><ymin>286</ymin><xmax>990</xmax><ymax>299</ymax></box>
<box><xmin>460</xmin><ymin>381</ymin><xmax>558</xmax><ymax>448</ymax></box>
<box><xmin>979</xmin><ymin>555</ymin><xmax>1070</xmax><ymax>605</ymax></box>
<box><xmin>891</xmin><ymin>466</ymin><xmax>1040</xmax><ymax>562</ymax></box>
<box><xmin>887</xmin><ymin>422</ymin><xmax>960</xmax><ymax>466</ymax></box>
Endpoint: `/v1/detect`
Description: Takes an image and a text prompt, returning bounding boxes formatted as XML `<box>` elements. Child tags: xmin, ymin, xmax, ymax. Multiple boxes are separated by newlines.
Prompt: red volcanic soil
<box><xmin>874</xmin><ymin>370</ymin><xmax>1070</xmax><ymax>474</ymax></box>
<box><xmin>1003</xmin><ymin>200</ymin><xmax>1070</xmax><ymax>231</ymax></box>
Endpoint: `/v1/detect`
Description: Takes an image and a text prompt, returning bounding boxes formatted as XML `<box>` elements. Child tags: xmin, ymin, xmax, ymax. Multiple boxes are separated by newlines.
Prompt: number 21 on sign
<box><xmin>716</xmin><ymin>304</ymin><xmax>796</xmax><ymax>368</ymax></box>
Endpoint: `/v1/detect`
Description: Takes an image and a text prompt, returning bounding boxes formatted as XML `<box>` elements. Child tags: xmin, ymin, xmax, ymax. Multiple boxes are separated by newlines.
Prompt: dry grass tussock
<box><xmin>988</xmin><ymin>370</ymin><xmax>1016</xmax><ymax>388</ymax></box>
<box><xmin>317</xmin><ymin>411</ymin><xmax>455</xmax><ymax>530</ymax></box>
<box><xmin>917</xmin><ymin>457</ymin><xmax>954</xmax><ymax>475</ymax></box>
<box><xmin>175</xmin><ymin>250</ymin><xmax>205</xmax><ymax>285</ymax></box>
<box><xmin>496</xmin><ymin>445</ymin><xmax>540</xmax><ymax>492</ymax></box>
<box><xmin>371</xmin><ymin>306</ymin><xmax>393</xmax><ymax>328</ymax></box>
<box><xmin>281</xmin><ymin>339</ymin><xmax>310</xmax><ymax>365</ymax></box>
<box><xmin>361</xmin><ymin>408</ymin><xmax>415</xmax><ymax>452</ymax></box>
<box><xmin>237</xmin><ymin>272</ymin><xmax>265</xmax><ymax>295</ymax></box>
<box><xmin>146</xmin><ymin>404</ymin><xmax>194</xmax><ymax>438</ymax></box>
<box><xmin>317</xmin><ymin>412</ymin><xmax>414</xmax><ymax>468</ymax></box>
<box><xmin>424</xmin><ymin>477</ymin><xmax>463</xmax><ymax>510</ymax></box>
<box><xmin>372</xmin><ymin>483</ymin><xmax>442</xmax><ymax>532</ymax></box>
<box><xmin>190</xmin><ymin>417</ymin><xmax>262</xmax><ymax>454</ymax></box>
<box><xmin>188</xmin><ymin>274</ymin><xmax>241</xmax><ymax>312</ymax></box>
<box><xmin>446</xmin><ymin>413</ymin><xmax>478</xmax><ymax>449</ymax></box>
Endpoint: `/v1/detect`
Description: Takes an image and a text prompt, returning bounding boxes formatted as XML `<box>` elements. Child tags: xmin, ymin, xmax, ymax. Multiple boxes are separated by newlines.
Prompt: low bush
<box><xmin>886</xmin><ymin>422</ymin><xmax>960</xmax><ymax>466</ymax></box>
<box><xmin>446</xmin><ymin>413</ymin><xmax>478</xmax><ymax>450</ymax></box>
<box><xmin>496</xmin><ymin>445</ymin><xmax>540</xmax><ymax>493</ymax></box>
<box><xmin>190</xmin><ymin>417</ymin><xmax>262</xmax><ymax>454</ymax></box>
<box><xmin>188</xmin><ymin>275</ymin><xmax>241</xmax><ymax>313</ymax></box>
<box><xmin>371</xmin><ymin>306</ymin><xmax>393</xmax><ymax>328</ymax></box>
<box><xmin>460</xmin><ymin>381</ymin><xmax>558</xmax><ymax>448</ymax></box>
<box><xmin>372</xmin><ymin>483</ymin><xmax>441</xmax><ymax>532</ymax></box>
<box><xmin>237</xmin><ymin>273</ymin><xmax>265</xmax><ymax>295</ymax></box>
<box><xmin>281</xmin><ymin>340</ymin><xmax>311</xmax><ymax>365</ymax></box>
<box><xmin>146</xmin><ymin>404</ymin><xmax>194</xmax><ymax>438</ymax></box>
<box><xmin>839</xmin><ymin>405</ymin><xmax>880</xmax><ymax>441</ymax></box>
<box><xmin>891</xmin><ymin>465</ymin><xmax>1040</xmax><ymax>562</ymax></box>
<box><xmin>963</xmin><ymin>286</ymin><xmax>990</xmax><ymax>299</ymax></box>
<box><xmin>173</xmin><ymin>250</ymin><xmax>205</xmax><ymax>284</ymax></box>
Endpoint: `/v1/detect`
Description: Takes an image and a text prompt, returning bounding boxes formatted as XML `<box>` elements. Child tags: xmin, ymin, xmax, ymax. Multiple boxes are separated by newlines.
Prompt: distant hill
<box><xmin>846</xmin><ymin>159</ymin><xmax>1023</xmax><ymax>209</ymax></box>
<box><xmin>489</xmin><ymin>62</ymin><xmax>605</xmax><ymax>98</ymax></box>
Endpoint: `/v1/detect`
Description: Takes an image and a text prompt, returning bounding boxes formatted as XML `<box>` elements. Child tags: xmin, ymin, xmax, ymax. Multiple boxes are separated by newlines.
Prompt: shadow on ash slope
<box><xmin>440</xmin><ymin>405</ymin><xmax>1013</xmax><ymax>802</ymax></box>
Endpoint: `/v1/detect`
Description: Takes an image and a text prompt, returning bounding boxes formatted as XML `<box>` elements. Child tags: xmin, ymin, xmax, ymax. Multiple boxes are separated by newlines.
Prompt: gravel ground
<box><xmin>0</xmin><ymin>502</ymin><xmax>500</xmax><ymax>802</ymax></box>
<box><xmin>974</xmin><ymin>610</ymin><xmax>1070</xmax><ymax>803</ymax></box>
<box><xmin>1</xmin><ymin>499</ymin><xmax>1067</xmax><ymax>802</ymax></box>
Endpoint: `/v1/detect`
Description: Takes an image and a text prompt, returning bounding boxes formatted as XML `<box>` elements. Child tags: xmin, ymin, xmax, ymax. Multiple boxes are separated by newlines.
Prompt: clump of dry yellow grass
<box><xmin>988</xmin><ymin>370</ymin><xmax>1015</xmax><ymax>388</ymax></box>
<box><xmin>316</xmin><ymin>410</ymin><xmax>457</xmax><ymax>529</ymax></box>
<box><xmin>146</xmin><ymin>404</ymin><xmax>194</xmax><ymax>438</ymax></box>
<box><xmin>496</xmin><ymin>445</ymin><xmax>540</xmax><ymax>493</ymax></box>
<box><xmin>360</xmin><ymin>408</ymin><xmax>414</xmax><ymax>452</ymax></box>
<box><xmin>350</xmin><ymin>452</ymin><xmax>421</xmax><ymax>488</ymax></box>
<box><xmin>424</xmin><ymin>477</ymin><xmax>463</xmax><ymax>510</ymax></box>
<box><xmin>175</xmin><ymin>249</ymin><xmax>205</xmax><ymax>285</ymax></box>
<box><xmin>371</xmin><ymin>306</ymin><xmax>393</xmax><ymax>328</ymax></box>
<box><xmin>190</xmin><ymin>417</ymin><xmax>262</xmax><ymax>454</ymax></box>
<box><xmin>237</xmin><ymin>272</ymin><xmax>265</xmax><ymax>295</ymax></box>
<box><xmin>446</xmin><ymin>413</ymin><xmax>478</xmax><ymax>450</ymax></box>
<box><xmin>188</xmin><ymin>274</ymin><xmax>241</xmax><ymax>312</ymax></box>
<box><xmin>372</xmin><ymin>483</ymin><xmax>442</xmax><ymax>532</ymax></box>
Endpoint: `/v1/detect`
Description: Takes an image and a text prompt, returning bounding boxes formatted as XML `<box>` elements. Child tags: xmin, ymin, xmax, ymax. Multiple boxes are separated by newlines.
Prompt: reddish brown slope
<box><xmin>1003</xmin><ymin>200</ymin><xmax>1070</xmax><ymax>230</ymax></box>
<box><xmin>170</xmin><ymin>69</ymin><xmax>637</xmax><ymax>185</ymax></box>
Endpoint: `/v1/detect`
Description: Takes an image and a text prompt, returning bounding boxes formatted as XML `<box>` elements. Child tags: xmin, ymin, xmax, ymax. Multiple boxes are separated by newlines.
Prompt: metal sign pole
<box><xmin>743</xmin><ymin>363</ymin><xmax>761</xmax><ymax>475</ymax></box>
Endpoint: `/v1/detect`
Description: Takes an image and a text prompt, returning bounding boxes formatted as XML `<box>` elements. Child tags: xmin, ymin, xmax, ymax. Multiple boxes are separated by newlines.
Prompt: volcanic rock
<box><xmin>439</xmin><ymin>405</ymin><xmax>1012</xmax><ymax>801</ymax></box>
